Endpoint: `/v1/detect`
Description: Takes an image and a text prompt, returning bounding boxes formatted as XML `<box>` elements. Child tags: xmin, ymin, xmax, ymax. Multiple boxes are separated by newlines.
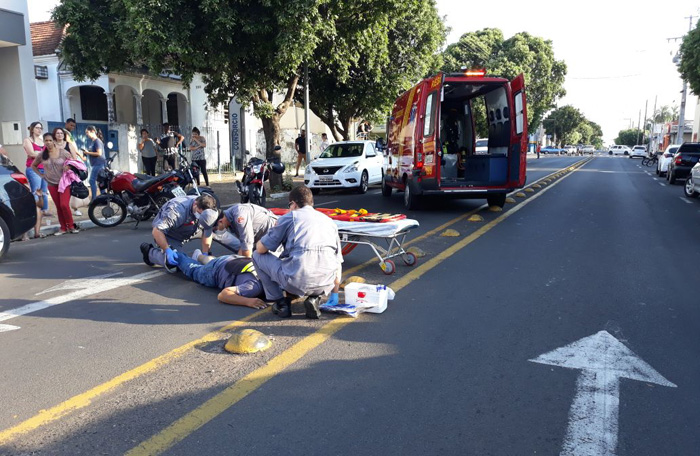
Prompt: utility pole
<box><xmin>304</xmin><ymin>63</ymin><xmax>311</xmax><ymax>164</ymax></box>
<box><xmin>636</xmin><ymin>109</ymin><xmax>642</xmax><ymax>145</ymax></box>
<box><xmin>669</xmin><ymin>14</ymin><xmax>695</xmax><ymax>144</ymax></box>
<box><xmin>641</xmin><ymin>100</ymin><xmax>648</xmax><ymax>146</ymax></box>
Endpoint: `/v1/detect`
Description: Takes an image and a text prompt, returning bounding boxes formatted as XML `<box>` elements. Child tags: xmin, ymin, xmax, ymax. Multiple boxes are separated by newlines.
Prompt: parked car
<box><xmin>656</xmin><ymin>145</ymin><xmax>680</xmax><ymax>176</ymax></box>
<box><xmin>563</xmin><ymin>145</ymin><xmax>577</xmax><ymax>155</ymax></box>
<box><xmin>629</xmin><ymin>145</ymin><xmax>647</xmax><ymax>158</ymax></box>
<box><xmin>666</xmin><ymin>142</ymin><xmax>700</xmax><ymax>184</ymax></box>
<box><xmin>684</xmin><ymin>161</ymin><xmax>700</xmax><ymax>198</ymax></box>
<box><xmin>304</xmin><ymin>140</ymin><xmax>384</xmax><ymax>194</ymax></box>
<box><xmin>0</xmin><ymin>155</ymin><xmax>37</xmax><ymax>260</ymax></box>
<box><xmin>581</xmin><ymin>145</ymin><xmax>596</xmax><ymax>154</ymax></box>
<box><xmin>608</xmin><ymin>145</ymin><xmax>632</xmax><ymax>156</ymax></box>
<box><xmin>540</xmin><ymin>146</ymin><xmax>562</xmax><ymax>155</ymax></box>
<box><xmin>475</xmin><ymin>139</ymin><xmax>488</xmax><ymax>155</ymax></box>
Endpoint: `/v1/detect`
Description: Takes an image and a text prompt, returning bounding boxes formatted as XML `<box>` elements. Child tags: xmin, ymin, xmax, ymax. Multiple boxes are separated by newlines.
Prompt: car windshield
<box><xmin>319</xmin><ymin>144</ymin><xmax>364</xmax><ymax>158</ymax></box>
<box><xmin>476</xmin><ymin>140</ymin><xmax>488</xmax><ymax>147</ymax></box>
<box><xmin>679</xmin><ymin>143</ymin><xmax>700</xmax><ymax>153</ymax></box>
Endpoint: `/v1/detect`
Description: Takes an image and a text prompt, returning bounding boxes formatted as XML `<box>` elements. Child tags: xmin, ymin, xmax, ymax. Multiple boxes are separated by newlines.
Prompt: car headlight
<box><xmin>305</xmin><ymin>165</ymin><xmax>313</xmax><ymax>174</ymax></box>
<box><xmin>343</xmin><ymin>162</ymin><xmax>359</xmax><ymax>173</ymax></box>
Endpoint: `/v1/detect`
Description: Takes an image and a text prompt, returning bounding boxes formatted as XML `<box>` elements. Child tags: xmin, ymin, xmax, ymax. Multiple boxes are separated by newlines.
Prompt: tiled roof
<box><xmin>30</xmin><ymin>21</ymin><xmax>65</xmax><ymax>57</ymax></box>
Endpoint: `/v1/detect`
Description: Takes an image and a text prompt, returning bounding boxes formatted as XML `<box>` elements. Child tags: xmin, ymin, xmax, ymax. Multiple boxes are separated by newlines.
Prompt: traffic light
<box><xmin>223</xmin><ymin>105</ymin><xmax>229</xmax><ymax>124</ymax></box>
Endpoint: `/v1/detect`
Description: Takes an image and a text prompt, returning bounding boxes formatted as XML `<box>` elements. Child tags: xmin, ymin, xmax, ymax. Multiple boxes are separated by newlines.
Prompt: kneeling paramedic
<box><xmin>140</xmin><ymin>194</ymin><xmax>219</xmax><ymax>270</ymax></box>
<box><xmin>252</xmin><ymin>186</ymin><xmax>342</xmax><ymax>319</ymax></box>
<box><xmin>215</xmin><ymin>203</ymin><xmax>278</xmax><ymax>257</ymax></box>
<box><xmin>176</xmin><ymin>252</ymin><xmax>267</xmax><ymax>309</ymax></box>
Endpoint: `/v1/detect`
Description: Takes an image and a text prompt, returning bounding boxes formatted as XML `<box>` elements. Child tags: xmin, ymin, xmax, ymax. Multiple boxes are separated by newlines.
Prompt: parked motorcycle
<box><xmin>236</xmin><ymin>152</ymin><xmax>285</xmax><ymax>207</ymax></box>
<box><xmin>173</xmin><ymin>152</ymin><xmax>220</xmax><ymax>207</ymax></box>
<box><xmin>88</xmin><ymin>154</ymin><xmax>185</xmax><ymax>228</ymax></box>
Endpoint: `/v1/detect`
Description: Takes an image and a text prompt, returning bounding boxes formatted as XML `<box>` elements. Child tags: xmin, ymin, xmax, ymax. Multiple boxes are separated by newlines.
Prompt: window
<box><xmin>79</xmin><ymin>86</ymin><xmax>108</xmax><ymax>121</ymax></box>
<box><xmin>514</xmin><ymin>91</ymin><xmax>524</xmax><ymax>135</ymax></box>
<box><xmin>34</xmin><ymin>65</ymin><xmax>49</xmax><ymax>79</ymax></box>
<box><xmin>423</xmin><ymin>92</ymin><xmax>437</xmax><ymax>137</ymax></box>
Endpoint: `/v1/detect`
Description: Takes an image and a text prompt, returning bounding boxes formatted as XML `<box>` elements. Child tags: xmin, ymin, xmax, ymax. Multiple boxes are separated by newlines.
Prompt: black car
<box><xmin>667</xmin><ymin>143</ymin><xmax>700</xmax><ymax>185</ymax></box>
<box><xmin>1</xmin><ymin>155</ymin><xmax>37</xmax><ymax>260</ymax></box>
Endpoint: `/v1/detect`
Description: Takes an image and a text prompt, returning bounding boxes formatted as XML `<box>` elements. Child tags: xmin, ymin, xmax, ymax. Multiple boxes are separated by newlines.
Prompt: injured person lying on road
<box><xmin>175</xmin><ymin>250</ymin><xmax>268</xmax><ymax>309</ymax></box>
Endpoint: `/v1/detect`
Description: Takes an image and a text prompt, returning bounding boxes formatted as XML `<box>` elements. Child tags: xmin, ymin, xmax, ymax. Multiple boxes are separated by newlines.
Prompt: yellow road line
<box><xmin>127</xmin><ymin>159</ymin><xmax>588</xmax><ymax>456</ymax></box>
<box><xmin>0</xmin><ymin>312</ymin><xmax>262</xmax><ymax>445</ymax></box>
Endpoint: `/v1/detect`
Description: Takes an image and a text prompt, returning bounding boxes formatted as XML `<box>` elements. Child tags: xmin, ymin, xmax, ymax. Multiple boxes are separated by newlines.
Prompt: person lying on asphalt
<box><xmin>252</xmin><ymin>186</ymin><xmax>342</xmax><ymax>319</ymax></box>
<box><xmin>215</xmin><ymin>203</ymin><xmax>278</xmax><ymax>257</ymax></box>
<box><xmin>140</xmin><ymin>194</ymin><xmax>219</xmax><ymax>271</ymax></box>
<box><xmin>175</xmin><ymin>250</ymin><xmax>267</xmax><ymax>309</ymax></box>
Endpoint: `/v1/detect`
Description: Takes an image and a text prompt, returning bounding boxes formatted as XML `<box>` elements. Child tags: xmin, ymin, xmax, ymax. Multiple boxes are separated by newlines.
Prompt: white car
<box><xmin>657</xmin><ymin>145</ymin><xmax>680</xmax><ymax>176</ymax></box>
<box><xmin>684</xmin><ymin>161</ymin><xmax>700</xmax><ymax>198</ymax></box>
<box><xmin>563</xmin><ymin>145</ymin><xmax>577</xmax><ymax>155</ymax></box>
<box><xmin>475</xmin><ymin>139</ymin><xmax>488</xmax><ymax>155</ymax></box>
<box><xmin>629</xmin><ymin>145</ymin><xmax>646</xmax><ymax>158</ymax></box>
<box><xmin>304</xmin><ymin>140</ymin><xmax>384</xmax><ymax>194</ymax></box>
<box><xmin>608</xmin><ymin>145</ymin><xmax>632</xmax><ymax>156</ymax></box>
<box><xmin>581</xmin><ymin>145</ymin><xmax>595</xmax><ymax>154</ymax></box>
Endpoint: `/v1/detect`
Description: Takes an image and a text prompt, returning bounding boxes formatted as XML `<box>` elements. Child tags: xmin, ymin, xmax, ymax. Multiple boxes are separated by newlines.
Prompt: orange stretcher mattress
<box><xmin>269</xmin><ymin>207</ymin><xmax>406</xmax><ymax>223</ymax></box>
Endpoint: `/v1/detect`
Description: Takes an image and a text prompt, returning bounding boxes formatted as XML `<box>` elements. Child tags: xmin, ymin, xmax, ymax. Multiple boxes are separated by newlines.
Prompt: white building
<box><xmin>0</xmin><ymin>1</ymin><xmax>40</xmax><ymax>169</ymax></box>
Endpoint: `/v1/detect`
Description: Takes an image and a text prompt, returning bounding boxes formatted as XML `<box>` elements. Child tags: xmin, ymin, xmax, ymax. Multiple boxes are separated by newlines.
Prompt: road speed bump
<box><xmin>407</xmin><ymin>246</ymin><xmax>426</xmax><ymax>258</ymax></box>
<box><xmin>488</xmin><ymin>206</ymin><xmax>503</xmax><ymax>212</ymax></box>
<box><xmin>515</xmin><ymin>192</ymin><xmax>527</xmax><ymax>197</ymax></box>
<box><xmin>224</xmin><ymin>329</ymin><xmax>272</xmax><ymax>354</ymax></box>
<box><xmin>440</xmin><ymin>229</ymin><xmax>460</xmax><ymax>237</ymax></box>
<box><xmin>505</xmin><ymin>197</ymin><xmax>517</xmax><ymax>203</ymax></box>
<box><xmin>341</xmin><ymin>276</ymin><xmax>366</xmax><ymax>289</ymax></box>
<box><xmin>525</xmin><ymin>188</ymin><xmax>535</xmax><ymax>193</ymax></box>
<box><xmin>468</xmin><ymin>214</ymin><xmax>485</xmax><ymax>221</ymax></box>
<box><xmin>532</xmin><ymin>184</ymin><xmax>541</xmax><ymax>189</ymax></box>
<box><xmin>540</xmin><ymin>182</ymin><xmax>548</xmax><ymax>185</ymax></box>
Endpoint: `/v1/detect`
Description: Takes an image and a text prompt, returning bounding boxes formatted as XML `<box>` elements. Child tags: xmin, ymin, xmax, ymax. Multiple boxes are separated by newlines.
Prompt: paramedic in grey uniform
<box><xmin>140</xmin><ymin>194</ymin><xmax>219</xmax><ymax>269</ymax></box>
<box><xmin>253</xmin><ymin>186</ymin><xmax>342</xmax><ymax>319</ymax></box>
<box><xmin>215</xmin><ymin>203</ymin><xmax>278</xmax><ymax>257</ymax></box>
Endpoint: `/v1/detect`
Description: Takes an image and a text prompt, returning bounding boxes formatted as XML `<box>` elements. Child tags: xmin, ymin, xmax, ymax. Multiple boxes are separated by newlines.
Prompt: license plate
<box><xmin>319</xmin><ymin>176</ymin><xmax>333</xmax><ymax>182</ymax></box>
<box><xmin>172</xmin><ymin>187</ymin><xmax>186</xmax><ymax>197</ymax></box>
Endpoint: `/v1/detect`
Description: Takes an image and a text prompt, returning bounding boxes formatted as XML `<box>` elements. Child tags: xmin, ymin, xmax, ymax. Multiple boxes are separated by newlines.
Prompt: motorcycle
<box><xmin>88</xmin><ymin>154</ymin><xmax>186</xmax><ymax>228</ymax></box>
<box><xmin>236</xmin><ymin>152</ymin><xmax>285</xmax><ymax>207</ymax></box>
<box><xmin>172</xmin><ymin>152</ymin><xmax>221</xmax><ymax>207</ymax></box>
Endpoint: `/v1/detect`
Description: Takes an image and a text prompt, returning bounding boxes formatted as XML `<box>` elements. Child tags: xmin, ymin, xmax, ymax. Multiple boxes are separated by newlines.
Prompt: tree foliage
<box><xmin>303</xmin><ymin>0</ymin><xmax>446</xmax><ymax>140</ymax></box>
<box><xmin>679</xmin><ymin>19</ymin><xmax>700</xmax><ymax>96</ymax></box>
<box><xmin>615</xmin><ymin>129</ymin><xmax>642</xmax><ymax>146</ymax></box>
<box><xmin>441</xmin><ymin>28</ymin><xmax>567</xmax><ymax>130</ymax></box>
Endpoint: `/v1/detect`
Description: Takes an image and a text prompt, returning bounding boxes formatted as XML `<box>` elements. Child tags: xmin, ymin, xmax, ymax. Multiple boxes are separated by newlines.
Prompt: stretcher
<box><xmin>334</xmin><ymin>218</ymin><xmax>420</xmax><ymax>275</ymax></box>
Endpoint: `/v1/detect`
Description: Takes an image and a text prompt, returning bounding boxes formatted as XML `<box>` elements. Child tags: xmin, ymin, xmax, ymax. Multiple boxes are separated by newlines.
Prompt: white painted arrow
<box><xmin>0</xmin><ymin>270</ymin><xmax>164</xmax><ymax>327</ymax></box>
<box><xmin>35</xmin><ymin>272</ymin><xmax>124</xmax><ymax>296</ymax></box>
<box><xmin>0</xmin><ymin>324</ymin><xmax>20</xmax><ymax>333</ymax></box>
<box><xmin>530</xmin><ymin>330</ymin><xmax>676</xmax><ymax>456</ymax></box>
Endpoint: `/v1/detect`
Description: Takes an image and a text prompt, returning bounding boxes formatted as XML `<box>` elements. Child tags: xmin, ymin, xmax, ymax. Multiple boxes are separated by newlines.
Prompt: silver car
<box><xmin>684</xmin><ymin>161</ymin><xmax>700</xmax><ymax>198</ymax></box>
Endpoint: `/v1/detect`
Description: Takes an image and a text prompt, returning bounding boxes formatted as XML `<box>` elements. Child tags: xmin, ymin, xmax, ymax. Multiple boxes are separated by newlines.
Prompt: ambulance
<box><xmin>382</xmin><ymin>70</ymin><xmax>528</xmax><ymax>209</ymax></box>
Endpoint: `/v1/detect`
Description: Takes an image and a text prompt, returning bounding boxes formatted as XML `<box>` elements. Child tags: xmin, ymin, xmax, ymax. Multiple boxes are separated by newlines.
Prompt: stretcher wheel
<box><xmin>381</xmin><ymin>259</ymin><xmax>395</xmax><ymax>275</ymax></box>
<box><xmin>403</xmin><ymin>252</ymin><xmax>417</xmax><ymax>266</ymax></box>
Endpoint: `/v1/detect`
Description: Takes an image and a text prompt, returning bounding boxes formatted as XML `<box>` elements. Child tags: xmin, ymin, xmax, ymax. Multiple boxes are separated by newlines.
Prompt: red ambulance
<box><xmin>382</xmin><ymin>70</ymin><xmax>528</xmax><ymax>209</ymax></box>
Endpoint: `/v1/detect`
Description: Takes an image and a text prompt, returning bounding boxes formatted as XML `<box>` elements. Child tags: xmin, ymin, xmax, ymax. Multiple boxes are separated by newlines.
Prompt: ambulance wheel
<box><xmin>404</xmin><ymin>181</ymin><xmax>420</xmax><ymax>210</ymax></box>
<box><xmin>382</xmin><ymin>177</ymin><xmax>392</xmax><ymax>197</ymax></box>
<box><xmin>381</xmin><ymin>259</ymin><xmax>395</xmax><ymax>275</ymax></box>
<box><xmin>487</xmin><ymin>193</ymin><xmax>506</xmax><ymax>208</ymax></box>
<box><xmin>403</xmin><ymin>252</ymin><xmax>417</xmax><ymax>266</ymax></box>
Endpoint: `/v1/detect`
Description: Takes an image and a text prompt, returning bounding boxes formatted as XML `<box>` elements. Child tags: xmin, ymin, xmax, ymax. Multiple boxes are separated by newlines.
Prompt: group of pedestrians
<box><xmin>139</xmin><ymin>187</ymin><xmax>341</xmax><ymax>318</ymax></box>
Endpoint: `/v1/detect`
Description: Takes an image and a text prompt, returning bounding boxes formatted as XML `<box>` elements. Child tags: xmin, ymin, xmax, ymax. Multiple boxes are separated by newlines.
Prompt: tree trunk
<box><xmin>262</xmin><ymin>115</ymin><xmax>284</xmax><ymax>191</ymax></box>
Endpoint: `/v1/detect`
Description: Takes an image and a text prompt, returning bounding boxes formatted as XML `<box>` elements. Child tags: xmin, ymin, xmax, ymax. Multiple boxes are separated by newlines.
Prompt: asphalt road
<box><xmin>2</xmin><ymin>154</ymin><xmax>698</xmax><ymax>455</ymax></box>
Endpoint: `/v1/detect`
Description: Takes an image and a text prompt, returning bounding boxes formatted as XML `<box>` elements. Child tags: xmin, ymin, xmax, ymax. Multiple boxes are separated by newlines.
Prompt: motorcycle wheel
<box><xmin>88</xmin><ymin>197</ymin><xmax>127</xmax><ymax>227</ymax></box>
<box><xmin>154</xmin><ymin>191</ymin><xmax>176</xmax><ymax>209</ymax></box>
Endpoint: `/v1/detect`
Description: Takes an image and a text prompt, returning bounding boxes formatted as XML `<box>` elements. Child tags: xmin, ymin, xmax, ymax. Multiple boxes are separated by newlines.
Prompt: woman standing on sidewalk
<box><xmin>54</xmin><ymin>127</ymin><xmax>85</xmax><ymax>216</ymax></box>
<box><xmin>83</xmin><ymin>126</ymin><xmax>107</xmax><ymax>200</ymax></box>
<box><xmin>23</xmin><ymin>122</ymin><xmax>50</xmax><ymax>216</ymax></box>
<box><xmin>138</xmin><ymin>129</ymin><xmax>158</xmax><ymax>176</ymax></box>
<box><xmin>189</xmin><ymin>127</ymin><xmax>208</xmax><ymax>186</ymax></box>
<box><xmin>32</xmin><ymin>133</ymin><xmax>78</xmax><ymax>235</ymax></box>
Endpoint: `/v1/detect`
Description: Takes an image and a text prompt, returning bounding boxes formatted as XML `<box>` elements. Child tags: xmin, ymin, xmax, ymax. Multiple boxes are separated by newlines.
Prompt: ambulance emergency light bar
<box><xmin>461</xmin><ymin>68</ymin><xmax>486</xmax><ymax>77</ymax></box>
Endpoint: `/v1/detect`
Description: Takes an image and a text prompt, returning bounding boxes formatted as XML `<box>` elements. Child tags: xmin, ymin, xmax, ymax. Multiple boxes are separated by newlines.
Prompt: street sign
<box><xmin>530</xmin><ymin>331</ymin><xmax>676</xmax><ymax>455</ymax></box>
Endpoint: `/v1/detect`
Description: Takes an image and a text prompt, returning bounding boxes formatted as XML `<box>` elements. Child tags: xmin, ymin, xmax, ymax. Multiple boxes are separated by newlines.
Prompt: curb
<box><xmin>39</xmin><ymin>216</ymin><xmax>136</xmax><ymax>235</ymax></box>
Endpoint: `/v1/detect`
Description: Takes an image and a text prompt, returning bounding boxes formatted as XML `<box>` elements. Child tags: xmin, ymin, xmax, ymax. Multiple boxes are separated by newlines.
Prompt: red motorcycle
<box><xmin>88</xmin><ymin>154</ymin><xmax>186</xmax><ymax>228</ymax></box>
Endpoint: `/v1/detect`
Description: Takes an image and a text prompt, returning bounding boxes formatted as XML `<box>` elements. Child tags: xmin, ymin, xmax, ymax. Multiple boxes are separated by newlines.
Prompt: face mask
<box><xmin>194</xmin><ymin>211</ymin><xmax>201</xmax><ymax>220</ymax></box>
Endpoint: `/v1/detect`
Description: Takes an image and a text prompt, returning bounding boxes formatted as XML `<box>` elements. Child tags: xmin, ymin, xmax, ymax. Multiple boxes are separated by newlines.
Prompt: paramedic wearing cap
<box><xmin>253</xmin><ymin>186</ymin><xmax>342</xmax><ymax>319</ymax></box>
<box><xmin>217</xmin><ymin>203</ymin><xmax>278</xmax><ymax>257</ymax></box>
<box><xmin>175</xmin><ymin>252</ymin><xmax>267</xmax><ymax>309</ymax></box>
<box><xmin>140</xmin><ymin>194</ymin><xmax>218</xmax><ymax>269</ymax></box>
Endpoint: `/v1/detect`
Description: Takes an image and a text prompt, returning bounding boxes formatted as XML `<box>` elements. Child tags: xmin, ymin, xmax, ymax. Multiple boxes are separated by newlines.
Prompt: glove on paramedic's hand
<box><xmin>325</xmin><ymin>292</ymin><xmax>339</xmax><ymax>307</ymax></box>
<box><xmin>165</xmin><ymin>248</ymin><xmax>179</xmax><ymax>265</ymax></box>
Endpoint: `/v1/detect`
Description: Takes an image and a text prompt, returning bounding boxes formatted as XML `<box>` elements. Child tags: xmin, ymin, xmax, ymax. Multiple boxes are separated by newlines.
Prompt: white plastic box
<box><xmin>344</xmin><ymin>283</ymin><xmax>389</xmax><ymax>314</ymax></box>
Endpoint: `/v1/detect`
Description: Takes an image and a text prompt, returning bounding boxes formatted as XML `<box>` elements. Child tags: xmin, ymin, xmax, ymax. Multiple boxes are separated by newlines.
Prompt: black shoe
<box><xmin>304</xmin><ymin>296</ymin><xmax>321</xmax><ymax>319</ymax></box>
<box><xmin>272</xmin><ymin>298</ymin><xmax>291</xmax><ymax>318</ymax></box>
<box><xmin>140</xmin><ymin>243</ymin><xmax>154</xmax><ymax>266</ymax></box>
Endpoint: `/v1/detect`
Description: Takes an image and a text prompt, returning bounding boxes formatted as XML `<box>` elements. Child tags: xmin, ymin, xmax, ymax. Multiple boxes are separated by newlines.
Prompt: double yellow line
<box><xmin>0</xmin><ymin>158</ymin><xmax>590</xmax><ymax>452</ymax></box>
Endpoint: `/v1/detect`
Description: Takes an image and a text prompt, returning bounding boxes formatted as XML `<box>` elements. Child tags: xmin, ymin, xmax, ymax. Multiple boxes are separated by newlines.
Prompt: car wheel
<box><xmin>684</xmin><ymin>177</ymin><xmax>698</xmax><ymax>198</ymax></box>
<box><xmin>655</xmin><ymin>167</ymin><xmax>660</xmax><ymax>175</ymax></box>
<box><xmin>668</xmin><ymin>171</ymin><xmax>676</xmax><ymax>185</ymax></box>
<box><xmin>0</xmin><ymin>216</ymin><xmax>10</xmax><ymax>261</ymax></box>
<box><xmin>487</xmin><ymin>193</ymin><xmax>506</xmax><ymax>208</ymax></box>
<box><xmin>357</xmin><ymin>171</ymin><xmax>369</xmax><ymax>194</ymax></box>
<box><xmin>403</xmin><ymin>180</ymin><xmax>420</xmax><ymax>210</ymax></box>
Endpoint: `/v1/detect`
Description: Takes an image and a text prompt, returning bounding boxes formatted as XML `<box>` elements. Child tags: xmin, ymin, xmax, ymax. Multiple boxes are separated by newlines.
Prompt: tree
<box><xmin>542</xmin><ymin>106</ymin><xmax>585</xmax><ymax>145</ymax></box>
<box><xmin>53</xmin><ymin>0</ymin><xmax>323</xmax><ymax>161</ymax></box>
<box><xmin>615</xmin><ymin>129</ymin><xmax>639</xmax><ymax>146</ymax></box>
<box><xmin>679</xmin><ymin>19</ymin><xmax>700</xmax><ymax>95</ymax></box>
<box><xmin>441</xmin><ymin>29</ymin><xmax>567</xmax><ymax>131</ymax></box>
<box><xmin>302</xmin><ymin>0</ymin><xmax>446</xmax><ymax>140</ymax></box>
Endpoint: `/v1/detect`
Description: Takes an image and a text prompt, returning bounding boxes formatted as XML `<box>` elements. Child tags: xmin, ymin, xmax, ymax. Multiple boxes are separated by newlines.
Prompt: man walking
<box><xmin>253</xmin><ymin>186</ymin><xmax>342</xmax><ymax>319</ymax></box>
